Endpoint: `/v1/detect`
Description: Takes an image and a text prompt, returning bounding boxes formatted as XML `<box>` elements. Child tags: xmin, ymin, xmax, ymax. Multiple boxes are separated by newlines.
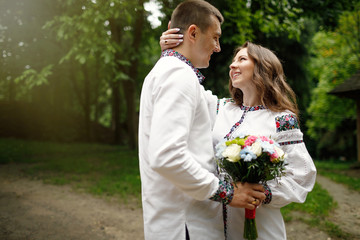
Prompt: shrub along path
<box><xmin>0</xmin><ymin>164</ymin><xmax>359</xmax><ymax>240</ymax></box>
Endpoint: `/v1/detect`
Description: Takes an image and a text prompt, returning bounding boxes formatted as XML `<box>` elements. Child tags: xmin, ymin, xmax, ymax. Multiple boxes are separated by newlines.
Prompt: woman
<box><xmin>160</xmin><ymin>31</ymin><xmax>316</xmax><ymax>240</ymax></box>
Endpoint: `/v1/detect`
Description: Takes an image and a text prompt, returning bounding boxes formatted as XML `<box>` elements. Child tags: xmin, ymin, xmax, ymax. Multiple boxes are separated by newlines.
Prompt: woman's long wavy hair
<box><xmin>229</xmin><ymin>41</ymin><xmax>299</xmax><ymax>117</ymax></box>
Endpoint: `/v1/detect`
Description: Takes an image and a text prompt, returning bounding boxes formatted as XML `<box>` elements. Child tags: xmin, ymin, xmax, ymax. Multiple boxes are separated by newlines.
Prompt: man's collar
<box><xmin>161</xmin><ymin>49</ymin><xmax>205</xmax><ymax>83</ymax></box>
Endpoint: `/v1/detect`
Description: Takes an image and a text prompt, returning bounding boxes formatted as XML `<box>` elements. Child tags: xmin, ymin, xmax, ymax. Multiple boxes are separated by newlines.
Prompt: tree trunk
<box><xmin>82</xmin><ymin>64</ymin><xmax>91</xmax><ymax>141</ymax></box>
<box><xmin>8</xmin><ymin>79</ymin><xmax>15</xmax><ymax>103</ymax></box>
<box><xmin>109</xmin><ymin>18</ymin><xmax>124</xmax><ymax>144</ymax></box>
<box><xmin>122</xmin><ymin>80</ymin><xmax>136</xmax><ymax>149</ymax></box>
<box><xmin>124</xmin><ymin>0</ymin><xmax>145</xmax><ymax>149</ymax></box>
<box><xmin>111</xmin><ymin>79</ymin><xmax>121</xmax><ymax>144</ymax></box>
<box><xmin>357</xmin><ymin>100</ymin><xmax>360</xmax><ymax>163</ymax></box>
<box><xmin>93</xmin><ymin>57</ymin><xmax>101</xmax><ymax>123</ymax></box>
<box><xmin>109</xmin><ymin>1</ymin><xmax>146</xmax><ymax>148</ymax></box>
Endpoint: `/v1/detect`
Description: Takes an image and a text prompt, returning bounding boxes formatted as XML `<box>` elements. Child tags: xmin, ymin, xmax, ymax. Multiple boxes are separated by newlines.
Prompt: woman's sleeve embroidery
<box><xmin>262</xmin><ymin>183</ymin><xmax>272</xmax><ymax>204</ymax></box>
<box><xmin>275</xmin><ymin>114</ymin><xmax>300</xmax><ymax>132</ymax></box>
<box><xmin>210</xmin><ymin>179</ymin><xmax>234</xmax><ymax>205</ymax></box>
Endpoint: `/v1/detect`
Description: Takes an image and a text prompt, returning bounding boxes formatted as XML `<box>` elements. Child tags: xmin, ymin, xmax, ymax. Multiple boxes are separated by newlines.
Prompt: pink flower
<box><xmin>260</xmin><ymin>136</ymin><xmax>274</xmax><ymax>144</ymax></box>
<box><xmin>270</xmin><ymin>151</ymin><xmax>279</xmax><ymax>162</ymax></box>
<box><xmin>260</xmin><ymin>136</ymin><xmax>270</xmax><ymax>142</ymax></box>
<box><xmin>244</xmin><ymin>136</ymin><xmax>258</xmax><ymax>147</ymax></box>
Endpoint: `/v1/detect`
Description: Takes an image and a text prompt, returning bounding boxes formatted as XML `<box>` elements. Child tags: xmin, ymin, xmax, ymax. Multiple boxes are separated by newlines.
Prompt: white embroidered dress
<box><xmin>212</xmin><ymin>99</ymin><xmax>317</xmax><ymax>240</ymax></box>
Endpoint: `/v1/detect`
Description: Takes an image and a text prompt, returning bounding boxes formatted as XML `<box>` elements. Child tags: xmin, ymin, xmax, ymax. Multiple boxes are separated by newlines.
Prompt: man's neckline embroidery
<box><xmin>161</xmin><ymin>49</ymin><xmax>205</xmax><ymax>83</ymax></box>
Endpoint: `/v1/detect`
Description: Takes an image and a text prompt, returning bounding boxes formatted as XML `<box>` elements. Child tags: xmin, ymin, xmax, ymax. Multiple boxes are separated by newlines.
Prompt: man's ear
<box><xmin>187</xmin><ymin>24</ymin><xmax>197</xmax><ymax>43</ymax></box>
<box><xmin>167</xmin><ymin>21</ymin><xmax>171</xmax><ymax>29</ymax></box>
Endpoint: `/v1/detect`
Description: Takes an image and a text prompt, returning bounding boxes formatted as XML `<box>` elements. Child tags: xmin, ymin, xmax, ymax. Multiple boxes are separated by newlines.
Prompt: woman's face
<box><xmin>229</xmin><ymin>48</ymin><xmax>255</xmax><ymax>90</ymax></box>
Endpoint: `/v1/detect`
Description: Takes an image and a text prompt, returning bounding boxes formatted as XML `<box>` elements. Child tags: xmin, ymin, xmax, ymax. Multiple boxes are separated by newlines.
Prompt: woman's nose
<box><xmin>214</xmin><ymin>40</ymin><xmax>221</xmax><ymax>52</ymax></box>
<box><xmin>230</xmin><ymin>61</ymin><xmax>237</xmax><ymax>69</ymax></box>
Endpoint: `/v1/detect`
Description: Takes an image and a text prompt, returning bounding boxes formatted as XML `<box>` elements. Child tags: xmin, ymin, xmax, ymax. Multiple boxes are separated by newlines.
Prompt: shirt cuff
<box><xmin>209</xmin><ymin>179</ymin><xmax>234</xmax><ymax>205</ymax></box>
<box><xmin>262</xmin><ymin>183</ymin><xmax>272</xmax><ymax>204</ymax></box>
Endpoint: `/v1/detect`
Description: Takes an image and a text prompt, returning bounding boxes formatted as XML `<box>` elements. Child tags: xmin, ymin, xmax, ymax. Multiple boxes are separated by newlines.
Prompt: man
<box><xmin>138</xmin><ymin>1</ymin><xmax>265</xmax><ymax>239</ymax></box>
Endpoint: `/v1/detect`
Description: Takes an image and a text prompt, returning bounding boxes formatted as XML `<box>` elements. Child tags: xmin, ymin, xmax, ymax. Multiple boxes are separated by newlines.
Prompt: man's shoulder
<box><xmin>151</xmin><ymin>56</ymin><xmax>198</xmax><ymax>82</ymax></box>
<box><xmin>157</xmin><ymin>56</ymin><xmax>193</xmax><ymax>71</ymax></box>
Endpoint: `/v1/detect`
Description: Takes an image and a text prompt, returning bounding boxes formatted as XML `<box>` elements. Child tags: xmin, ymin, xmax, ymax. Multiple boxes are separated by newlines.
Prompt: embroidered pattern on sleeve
<box><xmin>210</xmin><ymin>179</ymin><xmax>234</xmax><ymax>205</ymax></box>
<box><xmin>275</xmin><ymin>114</ymin><xmax>300</xmax><ymax>132</ymax></box>
<box><xmin>279</xmin><ymin>140</ymin><xmax>303</xmax><ymax>146</ymax></box>
<box><xmin>262</xmin><ymin>183</ymin><xmax>272</xmax><ymax>204</ymax></box>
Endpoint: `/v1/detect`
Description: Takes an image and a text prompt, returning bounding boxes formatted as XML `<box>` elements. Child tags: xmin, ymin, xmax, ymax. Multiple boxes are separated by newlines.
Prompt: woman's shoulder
<box><xmin>217</xmin><ymin>98</ymin><xmax>237</xmax><ymax>114</ymax></box>
<box><xmin>218</xmin><ymin>98</ymin><xmax>235</xmax><ymax>106</ymax></box>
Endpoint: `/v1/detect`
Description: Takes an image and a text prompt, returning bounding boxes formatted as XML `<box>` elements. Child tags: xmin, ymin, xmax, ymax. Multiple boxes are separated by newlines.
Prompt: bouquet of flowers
<box><xmin>215</xmin><ymin>133</ymin><xmax>287</xmax><ymax>240</ymax></box>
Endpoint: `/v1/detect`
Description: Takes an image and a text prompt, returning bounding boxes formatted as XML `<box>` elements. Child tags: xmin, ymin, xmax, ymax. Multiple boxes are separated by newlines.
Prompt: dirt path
<box><xmin>0</xmin><ymin>164</ymin><xmax>144</xmax><ymax>240</ymax></box>
<box><xmin>286</xmin><ymin>174</ymin><xmax>360</xmax><ymax>240</ymax></box>
<box><xmin>0</xmin><ymin>164</ymin><xmax>359</xmax><ymax>240</ymax></box>
<box><xmin>316</xmin><ymin>175</ymin><xmax>360</xmax><ymax>238</ymax></box>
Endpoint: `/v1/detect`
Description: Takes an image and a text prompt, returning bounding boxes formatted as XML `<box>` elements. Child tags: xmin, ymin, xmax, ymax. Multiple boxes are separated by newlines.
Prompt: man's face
<box><xmin>192</xmin><ymin>15</ymin><xmax>221</xmax><ymax>69</ymax></box>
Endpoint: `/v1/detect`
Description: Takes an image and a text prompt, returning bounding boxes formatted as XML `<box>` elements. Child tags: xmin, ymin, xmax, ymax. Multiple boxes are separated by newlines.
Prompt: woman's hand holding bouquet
<box><xmin>215</xmin><ymin>133</ymin><xmax>287</xmax><ymax>240</ymax></box>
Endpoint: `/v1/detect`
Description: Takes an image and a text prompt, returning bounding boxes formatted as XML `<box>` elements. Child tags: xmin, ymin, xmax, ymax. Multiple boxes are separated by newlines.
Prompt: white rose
<box><xmin>274</xmin><ymin>146</ymin><xmax>285</xmax><ymax>160</ymax></box>
<box><xmin>250</xmin><ymin>141</ymin><xmax>262</xmax><ymax>157</ymax></box>
<box><xmin>222</xmin><ymin>144</ymin><xmax>241</xmax><ymax>162</ymax></box>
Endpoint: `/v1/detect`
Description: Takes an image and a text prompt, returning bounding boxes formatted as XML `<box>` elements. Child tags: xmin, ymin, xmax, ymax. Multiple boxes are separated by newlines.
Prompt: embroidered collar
<box><xmin>224</xmin><ymin>104</ymin><xmax>266</xmax><ymax>139</ymax></box>
<box><xmin>161</xmin><ymin>49</ymin><xmax>205</xmax><ymax>83</ymax></box>
<box><xmin>240</xmin><ymin>104</ymin><xmax>267</xmax><ymax>111</ymax></box>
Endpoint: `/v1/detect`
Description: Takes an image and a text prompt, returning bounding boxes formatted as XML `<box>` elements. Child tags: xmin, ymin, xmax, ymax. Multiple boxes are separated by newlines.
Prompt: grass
<box><xmin>281</xmin><ymin>182</ymin><xmax>337</xmax><ymax>222</ymax></box>
<box><xmin>281</xmin><ymin>159</ymin><xmax>359</xmax><ymax>240</ymax></box>
<box><xmin>281</xmin><ymin>183</ymin><xmax>351</xmax><ymax>239</ymax></box>
<box><xmin>315</xmin><ymin>160</ymin><xmax>360</xmax><ymax>191</ymax></box>
<box><xmin>1</xmin><ymin>138</ymin><xmax>359</xmax><ymax>238</ymax></box>
<box><xmin>0</xmin><ymin>138</ymin><xmax>141</xmax><ymax>203</ymax></box>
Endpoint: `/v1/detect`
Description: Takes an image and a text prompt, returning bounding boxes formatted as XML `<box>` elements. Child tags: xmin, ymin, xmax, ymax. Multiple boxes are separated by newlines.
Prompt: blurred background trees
<box><xmin>0</xmin><ymin>0</ymin><xmax>359</xmax><ymax>160</ymax></box>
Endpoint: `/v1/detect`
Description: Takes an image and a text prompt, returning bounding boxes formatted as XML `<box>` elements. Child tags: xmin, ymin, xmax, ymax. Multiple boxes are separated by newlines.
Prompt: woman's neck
<box><xmin>242</xmin><ymin>91</ymin><xmax>262</xmax><ymax>107</ymax></box>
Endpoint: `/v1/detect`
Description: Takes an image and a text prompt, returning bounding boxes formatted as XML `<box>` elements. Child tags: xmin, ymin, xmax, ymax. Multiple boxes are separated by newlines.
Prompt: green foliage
<box><xmin>0</xmin><ymin>0</ymin><xmax>63</xmax><ymax>101</ymax></box>
<box><xmin>0</xmin><ymin>0</ymin><xmax>160</xmax><ymax>146</ymax></box>
<box><xmin>337</xmin><ymin>6</ymin><xmax>360</xmax><ymax>61</ymax></box>
<box><xmin>43</xmin><ymin>2</ymin><xmax>117</xmax><ymax>66</ymax></box>
<box><xmin>222</xmin><ymin>0</ymin><xmax>253</xmax><ymax>45</ymax></box>
<box><xmin>14</xmin><ymin>64</ymin><xmax>53</xmax><ymax>97</ymax></box>
<box><xmin>295</xmin><ymin>0</ymin><xmax>357</xmax><ymax>31</ymax></box>
<box><xmin>222</xmin><ymin>0</ymin><xmax>304</xmax><ymax>45</ymax></box>
<box><xmin>253</xmin><ymin>0</ymin><xmax>304</xmax><ymax>41</ymax></box>
<box><xmin>1</xmin><ymin>0</ymin><xmax>358</xmax><ymax>151</ymax></box>
<box><xmin>306</xmin><ymin>7</ymin><xmax>360</xmax><ymax>158</ymax></box>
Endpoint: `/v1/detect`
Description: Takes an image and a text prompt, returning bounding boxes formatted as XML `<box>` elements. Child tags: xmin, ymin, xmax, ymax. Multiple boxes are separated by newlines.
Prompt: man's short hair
<box><xmin>170</xmin><ymin>0</ymin><xmax>224</xmax><ymax>34</ymax></box>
